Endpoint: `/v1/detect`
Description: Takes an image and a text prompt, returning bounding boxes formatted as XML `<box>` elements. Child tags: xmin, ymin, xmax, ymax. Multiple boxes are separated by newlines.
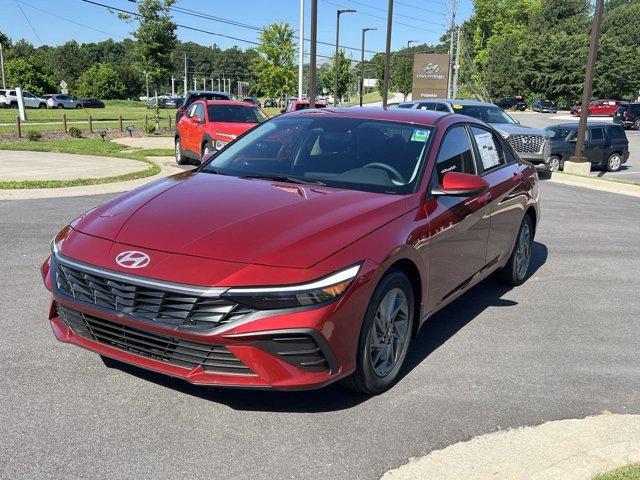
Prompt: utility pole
<box><xmin>171</xmin><ymin>75</ymin><xmax>175</xmax><ymax>96</ymax></box>
<box><xmin>193</xmin><ymin>77</ymin><xmax>197</xmax><ymax>90</ymax></box>
<box><xmin>360</xmin><ymin>28</ymin><xmax>377</xmax><ymax>107</ymax></box>
<box><xmin>298</xmin><ymin>0</ymin><xmax>305</xmax><ymax>100</ymax></box>
<box><xmin>309</xmin><ymin>0</ymin><xmax>318</xmax><ymax>108</ymax></box>
<box><xmin>335</xmin><ymin>9</ymin><xmax>356</xmax><ymax>107</ymax></box>
<box><xmin>382</xmin><ymin>0</ymin><xmax>394</xmax><ymax>108</ymax></box>
<box><xmin>218</xmin><ymin>78</ymin><xmax>221</xmax><ymax>91</ymax></box>
<box><xmin>144</xmin><ymin>71</ymin><xmax>149</xmax><ymax>100</ymax></box>
<box><xmin>183</xmin><ymin>53</ymin><xmax>188</xmax><ymax>94</ymax></box>
<box><xmin>452</xmin><ymin>26</ymin><xmax>461</xmax><ymax>98</ymax></box>
<box><xmin>222</xmin><ymin>76</ymin><xmax>226</xmax><ymax>93</ymax></box>
<box><xmin>447</xmin><ymin>0</ymin><xmax>457</xmax><ymax>98</ymax></box>
<box><xmin>0</xmin><ymin>44</ymin><xmax>5</xmax><ymax>89</ymax></box>
<box><xmin>566</xmin><ymin>0</ymin><xmax>605</xmax><ymax>175</ymax></box>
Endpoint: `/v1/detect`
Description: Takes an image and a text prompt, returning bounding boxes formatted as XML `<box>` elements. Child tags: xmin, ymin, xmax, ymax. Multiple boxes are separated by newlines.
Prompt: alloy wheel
<box><xmin>608</xmin><ymin>155</ymin><xmax>621</xmax><ymax>172</ymax></box>
<box><xmin>369</xmin><ymin>288</ymin><xmax>409</xmax><ymax>377</ymax></box>
<box><xmin>514</xmin><ymin>223</ymin><xmax>532</xmax><ymax>280</ymax></box>
<box><xmin>548</xmin><ymin>156</ymin><xmax>560</xmax><ymax>172</ymax></box>
<box><xmin>175</xmin><ymin>140</ymin><xmax>181</xmax><ymax>162</ymax></box>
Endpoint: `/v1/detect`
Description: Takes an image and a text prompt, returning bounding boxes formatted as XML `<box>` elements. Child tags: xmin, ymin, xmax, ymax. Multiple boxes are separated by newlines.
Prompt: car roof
<box><xmin>202</xmin><ymin>100</ymin><xmax>258</xmax><ymax>107</ymax></box>
<box><xmin>401</xmin><ymin>98</ymin><xmax>498</xmax><ymax>107</ymax></box>
<box><xmin>283</xmin><ymin>106</ymin><xmax>470</xmax><ymax>127</ymax></box>
<box><xmin>187</xmin><ymin>90</ymin><xmax>229</xmax><ymax>96</ymax></box>
<box><xmin>551</xmin><ymin>122</ymin><xmax>617</xmax><ymax>129</ymax></box>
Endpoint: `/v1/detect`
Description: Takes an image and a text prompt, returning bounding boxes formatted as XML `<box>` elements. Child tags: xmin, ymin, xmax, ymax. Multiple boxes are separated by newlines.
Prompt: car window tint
<box><xmin>186</xmin><ymin>104</ymin><xmax>198</xmax><ymax>117</ymax></box>
<box><xmin>435</xmin><ymin>103</ymin><xmax>450</xmax><ymax>112</ymax></box>
<box><xmin>194</xmin><ymin>103</ymin><xmax>205</xmax><ymax>119</ymax></box>
<box><xmin>590</xmin><ymin>127</ymin><xmax>604</xmax><ymax>140</ymax></box>
<box><xmin>23</xmin><ymin>92</ymin><xmax>34</xmax><ymax>98</ymax></box>
<box><xmin>434</xmin><ymin>125</ymin><xmax>476</xmax><ymax>183</ymax></box>
<box><xmin>608</xmin><ymin>126</ymin><xmax>626</xmax><ymax>140</ymax></box>
<box><xmin>470</xmin><ymin>126</ymin><xmax>506</xmax><ymax>173</ymax></box>
<box><xmin>207</xmin><ymin>104</ymin><xmax>267</xmax><ymax>123</ymax></box>
<box><xmin>418</xmin><ymin>103</ymin><xmax>435</xmax><ymax>110</ymax></box>
<box><xmin>397</xmin><ymin>103</ymin><xmax>413</xmax><ymax>109</ymax></box>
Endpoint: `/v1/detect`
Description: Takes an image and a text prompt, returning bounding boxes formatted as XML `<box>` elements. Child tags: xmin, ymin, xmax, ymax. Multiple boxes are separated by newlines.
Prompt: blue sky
<box><xmin>5</xmin><ymin>0</ymin><xmax>472</xmax><ymax>61</ymax></box>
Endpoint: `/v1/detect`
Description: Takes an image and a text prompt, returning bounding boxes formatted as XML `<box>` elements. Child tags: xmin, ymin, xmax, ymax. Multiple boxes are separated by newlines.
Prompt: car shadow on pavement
<box><xmin>107</xmin><ymin>241</ymin><xmax>548</xmax><ymax>412</ymax></box>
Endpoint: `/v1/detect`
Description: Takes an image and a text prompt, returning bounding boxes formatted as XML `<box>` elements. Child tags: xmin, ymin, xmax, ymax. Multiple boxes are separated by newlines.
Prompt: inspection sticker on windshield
<box><xmin>411</xmin><ymin>129</ymin><xmax>430</xmax><ymax>142</ymax></box>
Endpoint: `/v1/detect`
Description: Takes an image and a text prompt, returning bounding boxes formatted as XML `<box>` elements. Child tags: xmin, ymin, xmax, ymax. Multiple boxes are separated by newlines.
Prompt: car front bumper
<box><xmin>42</xmin><ymin>254</ymin><xmax>372</xmax><ymax>390</ymax></box>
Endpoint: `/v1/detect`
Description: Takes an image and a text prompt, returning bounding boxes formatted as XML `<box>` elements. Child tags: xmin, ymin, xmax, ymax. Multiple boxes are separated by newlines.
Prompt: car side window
<box><xmin>194</xmin><ymin>103</ymin><xmax>205</xmax><ymax>120</ymax></box>
<box><xmin>608</xmin><ymin>126</ymin><xmax>626</xmax><ymax>140</ymax></box>
<box><xmin>433</xmin><ymin>125</ymin><xmax>476</xmax><ymax>184</ymax></box>
<box><xmin>23</xmin><ymin>92</ymin><xmax>34</xmax><ymax>98</ymax></box>
<box><xmin>186</xmin><ymin>104</ymin><xmax>198</xmax><ymax>117</ymax></box>
<box><xmin>418</xmin><ymin>103</ymin><xmax>435</xmax><ymax>110</ymax></box>
<box><xmin>435</xmin><ymin>103</ymin><xmax>450</xmax><ymax>112</ymax></box>
<box><xmin>590</xmin><ymin>127</ymin><xmax>604</xmax><ymax>141</ymax></box>
<box><xmin>470</xmin><ymin>126</ymin><xmax>507</xmax><ymax>173</ymax></box>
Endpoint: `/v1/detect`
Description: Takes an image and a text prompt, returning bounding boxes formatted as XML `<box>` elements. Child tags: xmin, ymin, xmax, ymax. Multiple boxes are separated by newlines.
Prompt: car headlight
<box><xmin>222</xmin><ymin>264</ymin><xmax>361</xmax><ymax>310</ymax></box>
<box><xmin>215</xmin><ymin>140</ymin><xmax>227</xmax><ymax>150</ymax></box>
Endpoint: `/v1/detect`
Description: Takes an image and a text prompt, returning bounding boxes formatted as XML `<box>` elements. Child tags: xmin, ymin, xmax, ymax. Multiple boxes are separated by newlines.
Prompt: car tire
<box><xmin>498</xmin><ymin>214</ymin><xmax>533</xmax><ymax>287</ymax></box>
<box><xmin>547</xmin><ymin>155</ymin><xmax>562</xmax><ymax>172</ymax></box>
<box><xmin>606</xmin><ymin>153</ymin><xmax>622</xmax><ymax>172</ymax></box>
<box><xmin>10</xmin><ymin>101</ymin><xmax>17</xmax><ymax>108</ymax></box>
<box><xmin>38</xmin><ymin>103</ymin><xmax>46</xmax><ymax>109</ymax></box>
<box><xmin>174</xmin><ymin>137</ymin><xmax>188</xmax><ymax>165</ymax></box>
<box><xmin>201</xmin><ymin>141</ymin><xmax>215</xmax><ymax>161</ymax></box>
<box><xmin>57</xmin><ymin>104</ymin><xmax>64</xmax><ymax>109</ymax></box>
<box><xmin>76</xmin><ymin>104</ymin><xmax>82</xmax><ymax>109</ymax></box>
<box><xmin>341</xmin><ymin>269</ymin><xmax>415</xmax><ymax>394</ymax></box>
<box><xmin>634</xmin><ymin>119</ymin><xmax>640</xmax><ymax>131</ymax></box>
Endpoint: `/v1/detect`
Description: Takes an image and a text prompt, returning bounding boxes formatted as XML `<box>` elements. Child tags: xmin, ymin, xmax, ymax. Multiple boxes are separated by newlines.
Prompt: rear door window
<box><xmin>417</xmin><ymin>103</ymin><xmax>435</xmax><ymax>110</ymax></box>
<box><xmin>470</xmin><ymin>126</ymin><xmax>507</xmax><ymax>173</ymax></box>
<box><xmin>433</xmin><ymin>125</ymin><xmax>476</xmax><ymax>184</ymax></box>
<box><xmin>435</xmin><ymin>103</ymin><xmax>450</xmax><ymax>112</ymax></box>
<box><xmin>608</xmin><ymin>125</ymin><xmax>626</xmax><ymax>140</ymax></box>
<box><xmin>590</xmin><ymin>127</ymin><xmax>604</xmax><ymax>141</ymax></box>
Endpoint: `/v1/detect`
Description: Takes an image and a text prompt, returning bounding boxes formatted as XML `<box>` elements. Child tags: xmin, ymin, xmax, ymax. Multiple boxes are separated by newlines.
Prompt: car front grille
<box><xmin>507</xmin><ymin>134</ymin><xmax>545</xmax><ymax>154</ymax></box>
<box><xmin>54</xmin><ymin>258</ymin><xmax>253</xmax><ymax>331</ymax></box>
<box><xmin>56</xmin><ymin>303</ymin><xmax>255</xmax><ymax>375</ymax></box>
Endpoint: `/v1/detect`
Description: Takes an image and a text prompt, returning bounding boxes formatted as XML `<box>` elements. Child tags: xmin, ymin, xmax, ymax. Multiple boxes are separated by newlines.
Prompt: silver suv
<box><xmin>399</xmin><ymin>99</ymin><xmax>550</xmax><ymax>165</ymax></box>
<box><xmin>44</xmin><ymin>94</ymin><xmax>82</xmax><ymax>109</ymax></box>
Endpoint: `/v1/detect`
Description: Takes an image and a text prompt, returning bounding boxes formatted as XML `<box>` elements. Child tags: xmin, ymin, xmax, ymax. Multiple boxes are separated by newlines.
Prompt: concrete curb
<box><xmin>0</xmin><ymin>156</ymin><xmax>187</xmax><ymax>200</ymax></box>
<box><xmin>548</xmin><ymin>172</ymin><xmax>640</xmax><ymax>198</ymax></box>
<box><xmin>381</xmin><ymin>414</ymin><xmax>640</xmax><ymax>480</ymax></box>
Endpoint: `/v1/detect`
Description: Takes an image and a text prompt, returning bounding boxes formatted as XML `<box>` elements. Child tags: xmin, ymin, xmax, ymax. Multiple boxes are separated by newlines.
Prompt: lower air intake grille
<box><xmin>56</xmin><ymin>303</ymin><xmax>254</xmax><ymax>375</ymax></box>
<box><xmin>256</xmin><ymin>334</ymin><xmax>330</xmax><ymax>372</ymax></box>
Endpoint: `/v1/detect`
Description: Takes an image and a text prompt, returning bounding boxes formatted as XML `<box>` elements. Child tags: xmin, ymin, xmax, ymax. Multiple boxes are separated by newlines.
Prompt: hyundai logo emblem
<box><xmin>115</xmin><ymin>251</ymin><xmax>150</xmax><ymax>269</ymax></box>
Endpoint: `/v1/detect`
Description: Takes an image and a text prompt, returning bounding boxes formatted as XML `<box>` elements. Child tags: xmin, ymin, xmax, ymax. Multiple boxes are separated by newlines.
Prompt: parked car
<box><xmin>79</xmin><ymin>98</ymin><xmax>105</xmax><ymax>108</ymax></box>
<box><xmin>570</xmin><ymin>99</ymin><xmax>628</xmax><ymax>117</ymax></box>
<box><xmin>494</xmin><ymin>96</ymin><xmax>527</xmax><ymax>111</ymax></box>
<box><xmin>281</xmin><ymin>99</ymin><xmax>327</xmax><ymax>113</ymax></box>
<box><xmin>43</xmin><ymin>107</ymin><xmax>539</xmax><ymax>393</ymax></box>
<box><xmin>531</xmin><ymin>99</ymin><xmax>558</xmax><ymax>113</ymax></box>
<box><xmin>543</xmin><ymin>122</ymin><xmax>629</xmax><ymax>172</ymax></box>
<box><xmin>175</xmin><ymin>100</ymin><xmax>268</xmax><ymax>164</ymax></box>
<box><xmin>175</xmin><ymin>90</ymin><xmax>231</xmax><ymax>123</ymax></box>
<box><xmin>242</xmin><ymin>96</ymin><xmax>261</xmax><ymax>107</ymax></box>
<box><xmin>399</xmin><ymin>99</ymin><xmax>549</xmax><ymax>166</ymax></box>
<box><xmin>45</xmin><ymin>94</ymin><xmax>82</xmax><ymax>109</ymax></box>
<box><xmin>263</xmin><ymin>98</ymin><xmax>275</xmax><ymax>108</ymax></box>
<box><xmin>0</xmin><ymin>89</ymin><xmax>47</xmax><ymax>108</ymax></box>
<box><xmin>613</xmin><ymin>103</ymin><xmax>640</xmax><ymax>130</ymax></box>
<box><xmin>162</xmin><ymin>96</ymin><xmax>184</xmax><ymax>109</ymax></box>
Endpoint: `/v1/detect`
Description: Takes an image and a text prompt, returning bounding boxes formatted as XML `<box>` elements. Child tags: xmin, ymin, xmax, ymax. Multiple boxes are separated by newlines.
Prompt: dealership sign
<box><xmin>412</xmin><ymin>53</ymin><xmax>450</xmax><ymax>100</ymax></box>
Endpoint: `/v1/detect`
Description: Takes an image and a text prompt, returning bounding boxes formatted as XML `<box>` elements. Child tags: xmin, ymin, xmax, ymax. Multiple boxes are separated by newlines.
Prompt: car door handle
<box><xmin>513</xmin><ymin>171</ymin><xmax>523</xmax><ymax>182</ymax></box>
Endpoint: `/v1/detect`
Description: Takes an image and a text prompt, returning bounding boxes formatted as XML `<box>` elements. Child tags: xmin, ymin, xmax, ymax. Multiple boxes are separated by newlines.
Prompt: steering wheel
<box><xmin>362</xmin><ymin>162</ymin><xmax>404</xmax><ymax>182</ymax></box>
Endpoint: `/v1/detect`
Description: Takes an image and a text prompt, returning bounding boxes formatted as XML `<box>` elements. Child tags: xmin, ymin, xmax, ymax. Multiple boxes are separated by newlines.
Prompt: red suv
<box><xmin>175</xmin><ymin>100</ymin><xmax>268</xmax><ymax>164</ymax></box>
<box><xmin>43</xmin><ymin>108</ymin><xmax>539</xmax><ymax>393</ymax></box>
<box><xmin>571</xmin><ymin>99</ymin><xmax>628</xmax><ymax>117</ymax></box>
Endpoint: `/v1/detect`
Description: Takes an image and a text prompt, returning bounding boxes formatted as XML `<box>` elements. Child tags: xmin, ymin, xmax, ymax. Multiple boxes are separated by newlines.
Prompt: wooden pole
<box><xmin>89</xmin><ymin>115</ymin><xmax>93</xmax><ymax>133</ymax></box>
<box><xmin>145</xmin><ymin>115</ymin><xmax>148</xmax><ymax>126</ymax></box>
<box><xmin>63</xmin><ymin>114</ymin><xmax>67</xmax><ymax>134</ymax></box>
<box><xmin>118</xmin><ymin>115</ymin><xmax>123</xmax><ymax>132</ymax></box>
<box><xmin>16</xmin><ymin>116</ymin><xmax>21</xmax><ymax>138</ymax></box>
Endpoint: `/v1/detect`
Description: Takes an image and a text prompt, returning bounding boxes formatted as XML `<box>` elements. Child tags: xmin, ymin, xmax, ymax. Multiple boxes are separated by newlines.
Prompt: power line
<box><xmin>344</xmin><ymin>0</ymin><xmax>446</xmax><ymax>24</ymax></box>
<box><xmin>15</xmin><ymin>0</ymin><xmax>44</xmax><ymax>44</ymax></box>
<box><xmin>394</xmin><ymin>0</ymin><xmax>447</xmax><ymax>16</ymax></box>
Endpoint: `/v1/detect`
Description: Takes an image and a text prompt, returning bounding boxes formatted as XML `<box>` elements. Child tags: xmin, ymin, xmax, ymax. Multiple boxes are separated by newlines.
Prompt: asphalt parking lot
<box><xmin>511</xmin><ymin>111</ymin><xmax>640</xmax><ymax>183</ymax></box>
<box><xmin>1</xmin><ymin>179</ymin><xmax>639</xmax><ymax>480</ymax></box>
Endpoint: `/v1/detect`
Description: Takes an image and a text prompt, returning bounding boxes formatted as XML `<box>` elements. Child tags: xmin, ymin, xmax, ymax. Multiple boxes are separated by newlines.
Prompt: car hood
<box><xmin>488</xmin><ymin>123</ymin><xmax>546</xmax><ymax>137</ymax></box>
<box><xmin>204</xmin><ymin>121</ymin><xmax>257</xmax><ymax>140</ymax></box>
<box><xmin>71</xmin><ymin>172</ymin><xmax>410</xmax><ymax>269</ymax></box>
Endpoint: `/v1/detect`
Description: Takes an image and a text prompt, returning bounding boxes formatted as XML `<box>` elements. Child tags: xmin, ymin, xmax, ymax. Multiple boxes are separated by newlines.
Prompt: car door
<box><xmin>185</xmin><ymin>102</ymin><xmax>205</xmax><ymax>153</ymax></box>
<box><xmin>22</xmin><ymin>91</ymin><xmax>37</xmax><ymax>108</ymax></box>
<box><xmin>469</xmin><ymin>125</ymin><xmax>528</xmax><ymax>266</ymax></box>
<box><xmin>425</xmin><ymin>124</ymin><xmax>491</xmax><ymax>313</ymax></box>
<box><xmin>585</xmin><ymin>127</ymin><xmax>606</xmax><ymax>164</ymax></box>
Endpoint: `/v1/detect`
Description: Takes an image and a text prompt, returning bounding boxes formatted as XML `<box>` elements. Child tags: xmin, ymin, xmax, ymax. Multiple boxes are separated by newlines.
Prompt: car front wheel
<box><xmin>634</xmin><ymin>119</ymin><xmax>640</xmax><ymax>131</ymax></box>
<box><xmin>498</xmin><ymin>215</ymin><xmax>533</xmax><ymax>286</ymax></box>
<box><xmin>342</xmin><ymin>269</ymin><xmax>414</xmax><ymax>394</ymax></box>
<box><xmin>547</xmin><ymin>155</ymin><xmax>562</xmax><ymax>172</ymax></box>
<box><xmin>606</xmin><ymin>153</ymin><xmax>622</xmax><ymax>172</ymax></box>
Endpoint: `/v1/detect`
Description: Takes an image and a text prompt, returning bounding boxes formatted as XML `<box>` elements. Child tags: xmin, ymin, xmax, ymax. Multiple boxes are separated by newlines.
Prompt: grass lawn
<box><xmin>0</xmin><ymin>100</ymin><xmax>177</xmax><ymax>135</ymax></box>
<box><xmin>345</xmin><ymin>91</ymin><xmax>383</xmax><ymax>106</ymax></box>
<box><xmin>593</xmin><ymin>464</ymin><xmax>640</xmax><ymax>480</ymax></box>
<box><xmin>0</xmin><ymin>138</ymin><xmax>173</xmax><ymax>189</ymax></box>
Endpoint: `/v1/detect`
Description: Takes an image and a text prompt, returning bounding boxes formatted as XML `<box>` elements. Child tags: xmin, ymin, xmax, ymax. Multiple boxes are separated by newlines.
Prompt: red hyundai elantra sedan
<box><xmin>42</xmin><ymin>107</ymin><xmax>539</xmax><ymax>393</ymax></box>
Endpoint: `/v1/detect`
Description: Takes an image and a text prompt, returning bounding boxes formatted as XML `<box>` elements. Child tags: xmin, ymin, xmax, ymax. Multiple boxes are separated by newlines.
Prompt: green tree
<box><xmin>120</xmin><ymin>0</ymin><xmax>177</xmax><ymax>90</ymax></box>
<box><xmin>319</xmin><ymin>50</ymin><xmax>353</xmax><ymax>103</ymax></box>
<box><xmin>75</xmin><ymin>63</ymin><xmax>126</xmax><ymax>99</ymax></box>
<box><xmin>48</xmin><ymin>40</ymin><xmax>90</xmax><ymax>90</ymax></box>
<box><xmin>392</xmin><ymin>52</ymin><xmax>413</xmax><ymax>101</ymax></box>
<box><xmin>253</xmin><ymin>23</ymin><xmax>296</xmax><ymax>99</ymax></box>
<box><xmin>5</xmin><ymin>58</ymin><xmax>56</xmax><ymax>95</ymax></box>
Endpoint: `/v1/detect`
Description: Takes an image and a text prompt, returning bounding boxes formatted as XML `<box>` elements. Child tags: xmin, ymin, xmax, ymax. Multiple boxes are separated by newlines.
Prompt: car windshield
<box><xmin>201</xmin><ymin>116</ymin><xmax>434</xmax><ymax>194</ymax></box>
<box><xmin>452</xmin><ymin>104</ymin><xmax>516</xmax><ymax>124</ymax></box>
<box><xmin>294</xmin><ymin>103</ymin><xmax>326</xmax><ymax>111</ymax></box>
<box><xmin>207</xmin><ymin>105</ymin><xmax>267</xmax><ymax>123</ymax></box>
<box><xmin>544</xmin><ymin>126</ymin><xmax>574</xmax><ymax>139</ymax></box>
<box><xmin>538</xmin><ymin>100</ymin><xmax>554</xmax><ymax>106</ymax></box>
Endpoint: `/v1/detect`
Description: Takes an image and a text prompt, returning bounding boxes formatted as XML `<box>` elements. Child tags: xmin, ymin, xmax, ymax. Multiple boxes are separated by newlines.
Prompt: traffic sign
<box><xmin>60</xmin><ymin>80</ymin><xmax>68</xmax><ymax>94</ymax></box>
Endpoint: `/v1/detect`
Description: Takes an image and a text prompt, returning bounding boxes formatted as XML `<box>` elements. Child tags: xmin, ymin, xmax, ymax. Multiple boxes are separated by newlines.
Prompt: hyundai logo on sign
<box><xmin>115</xmin><ymin>251</ymin><xmax>151</xmax><ymax>269</ymax></box>
<box><xmin>416</xmin><ymin>62</ymin><xmax>446</xmax><ymax>81</ymax></box>
<box><xmin>422</xmin><ymin>63</ymin><xmax>441</xmax><ymax>74</ymax></box>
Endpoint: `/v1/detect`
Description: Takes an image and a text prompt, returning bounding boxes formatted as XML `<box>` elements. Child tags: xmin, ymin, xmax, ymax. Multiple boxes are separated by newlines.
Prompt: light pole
<box><xmin>360</xmin><ymin>27</ymin><xmax>377</xmax><ymax>107</ymax></box>
<box><xmin>407</xmin><ymin>40</ymin><xmax>418</xmax><ymax>49</ymax></box>
<box><xmin>298</xmin><ymin>0</ymin><xmax>305</xmax><ymax>100</ymax></box>
<box><xmin>382</xmin><ymin>0</ymin><xmax>394</xmax><ymax>108</ymax></box>
<box><xmin>335</xmin><ymin>8</ymin><xmax>356</xmax><ymax>107</ymax></box>
<box><xmin>309</xmin><ymin>0</ymin><xmax>318</xmax><ymax>108</ymax></box>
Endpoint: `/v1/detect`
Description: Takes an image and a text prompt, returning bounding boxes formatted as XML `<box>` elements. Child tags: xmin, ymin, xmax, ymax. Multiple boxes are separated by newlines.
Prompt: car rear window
<box><xmin>608</xmin><ymin>125</ymin><xmax>626</xmax><ymax>140</ymax></box>
<box><xmin>207</xmin><ymin>104</ymin><xmax>267</xmax><ymax>123</ymax></box>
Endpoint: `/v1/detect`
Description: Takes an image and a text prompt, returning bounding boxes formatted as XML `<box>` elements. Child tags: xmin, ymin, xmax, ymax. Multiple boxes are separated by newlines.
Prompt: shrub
<box><xmin>68</xmin><ymin>127</ymin><xmax>82</xmax><ymax>138</ymax></box>
<box><xmin>143</xmin><ymin>123</ymin><xmax>156</xmax><ymax>135</ymax></box>
<box><xmin>26</xmin><ymin>130</ymin><xmax>42</xmax><ymax>142</ymax></box>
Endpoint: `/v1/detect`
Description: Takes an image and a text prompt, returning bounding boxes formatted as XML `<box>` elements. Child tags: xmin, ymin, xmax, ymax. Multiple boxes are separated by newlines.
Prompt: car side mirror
<box><xmin>431</xmin><ymin>172</ymin><xmax>489</xmax><ymax>197</ymax></box>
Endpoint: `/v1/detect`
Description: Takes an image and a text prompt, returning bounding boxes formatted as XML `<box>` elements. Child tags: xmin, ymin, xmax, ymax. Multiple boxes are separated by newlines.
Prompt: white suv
<box><xmin>0</xmin><ymin>89</ymin><xmax>47</xmax><ymax>109</ymax></box>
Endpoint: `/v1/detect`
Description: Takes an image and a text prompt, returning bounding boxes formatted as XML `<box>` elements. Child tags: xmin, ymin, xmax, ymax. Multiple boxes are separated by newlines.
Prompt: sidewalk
<box><xmin>113</xmin><ymin>136</ymin><xmax>174</xmax><ymax>150</ymax></box>
<box><xmin>382</xmin><ymin>414</ymin><xmax>640</xmax><ymax>480</ymax></box>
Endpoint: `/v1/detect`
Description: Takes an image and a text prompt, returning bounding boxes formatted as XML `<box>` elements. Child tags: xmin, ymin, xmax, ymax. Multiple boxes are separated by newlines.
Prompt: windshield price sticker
<box><xmin>474</xmin><ymin>132</ymin><xmax>501</xmax><ymax>169</ymax></box>
<box><xmin>411</xmin><ymin>129</ymin><xmax>430</xmax><ymax>142</ymax></box>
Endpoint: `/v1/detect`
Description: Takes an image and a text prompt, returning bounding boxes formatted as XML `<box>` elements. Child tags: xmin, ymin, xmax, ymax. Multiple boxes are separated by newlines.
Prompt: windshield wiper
<box><xmin>241</xmin><ymin>174</ymin><xmax>326</xmax><ymax>186</ymax></box>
